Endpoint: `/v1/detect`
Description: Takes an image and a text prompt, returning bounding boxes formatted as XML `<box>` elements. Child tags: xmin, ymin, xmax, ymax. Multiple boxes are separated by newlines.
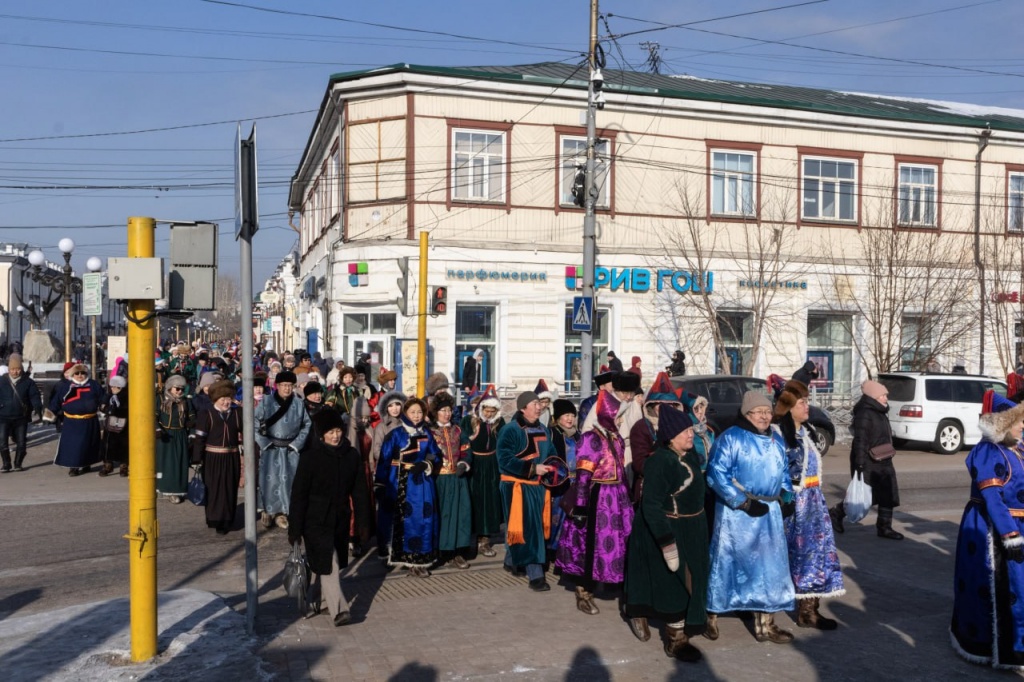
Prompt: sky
<box><xmin>1</xmin><ymin>0</ymin><xmax>1022</xmax><ymax>289</ymax></box>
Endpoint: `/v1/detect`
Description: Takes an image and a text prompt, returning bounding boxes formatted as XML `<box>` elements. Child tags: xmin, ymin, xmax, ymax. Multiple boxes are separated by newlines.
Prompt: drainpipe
<box><xmin>975</xmin><ymin>126</ymin><xmax>992</xmax><ymax>374</ymax></box>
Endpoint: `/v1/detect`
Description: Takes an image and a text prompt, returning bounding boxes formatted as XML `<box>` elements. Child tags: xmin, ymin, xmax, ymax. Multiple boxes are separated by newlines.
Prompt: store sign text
<box><xmin>991</xmin><ymin>291</ymin><xmax>1020</xmax><ymax>303</ymax></box>
<box><xmin>566</xmin><ymin>266</ymin><xmax>713</xmax><ymax>294</ymax></box>
<box><xmin>447</xmin><ymin>268</ymin><xmax>547</xmax><ymax>283</ymax></box>
<box><xmin>739</xmin><ymin>279</ymin><xmax>808</xmax><ymax>290</ymax></box>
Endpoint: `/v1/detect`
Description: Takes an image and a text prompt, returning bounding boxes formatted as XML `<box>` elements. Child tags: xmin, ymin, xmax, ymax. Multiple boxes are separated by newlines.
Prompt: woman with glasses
<box><xmin>51</xmin><ymin>363</ymin><xmax>104</xmax><ymax>477</ymax></box>
<box><xmin>156</xmin><ymin>375</ymin><xmax>193</xmax><ymax>503</ymax></box>
<box><xmin>705</xmin><ymin>391</ymin><xmax>795</xmax><ymax>644</ymax></box>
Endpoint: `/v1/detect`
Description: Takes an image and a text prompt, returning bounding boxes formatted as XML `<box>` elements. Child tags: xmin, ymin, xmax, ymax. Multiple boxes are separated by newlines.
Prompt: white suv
<box><xmin>878</xmin><ymin>372</ymin><xmax>1007</xmax><ymax>455</ymax></box>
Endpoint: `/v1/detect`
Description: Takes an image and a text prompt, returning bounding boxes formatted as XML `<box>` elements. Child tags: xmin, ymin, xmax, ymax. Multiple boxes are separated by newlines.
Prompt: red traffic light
<box><xmin>431</xmin><ymin>286</ymin><xmax>448</xmax><ymax>315</ymax></box>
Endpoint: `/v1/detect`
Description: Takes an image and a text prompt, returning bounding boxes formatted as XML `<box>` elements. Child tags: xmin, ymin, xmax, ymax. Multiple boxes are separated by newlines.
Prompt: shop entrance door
<box><xmin>346</xmin><ymin>336</ymin><xmax>388</xmax><ymax>384</ymax></box>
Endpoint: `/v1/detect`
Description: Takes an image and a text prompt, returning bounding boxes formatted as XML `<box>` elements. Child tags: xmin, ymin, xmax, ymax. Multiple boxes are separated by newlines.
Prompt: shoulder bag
<box><xmin>869</xmin><ymin>442</ymin><xmax>896</xmax><ymax>462</ymax></box>
<box><xmin>187</xmin><ymin>465</ymin><xmax>207</xmax><ymax>506</ymax></box>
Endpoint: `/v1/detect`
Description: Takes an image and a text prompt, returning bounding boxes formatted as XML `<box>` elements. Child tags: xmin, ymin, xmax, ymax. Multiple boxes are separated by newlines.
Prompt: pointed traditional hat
<box><xmin>644</xmin><ymin>371</ymin><xmax>681</xmax><ymax>405</ymax></box>
<box><xmin>534</xmin><ymin>378</ymin><xmax>554</xmax><ymax>401</ymax></box>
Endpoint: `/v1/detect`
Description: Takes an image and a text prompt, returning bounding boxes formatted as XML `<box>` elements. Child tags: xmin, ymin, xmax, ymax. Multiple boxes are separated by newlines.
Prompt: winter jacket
<box><xmin>0</xmin><ymin>374</ymin><xmax>43</xmax><ymax>420</ymax></box>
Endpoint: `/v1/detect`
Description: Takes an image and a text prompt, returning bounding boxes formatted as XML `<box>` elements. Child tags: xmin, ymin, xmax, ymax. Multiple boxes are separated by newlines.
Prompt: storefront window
<box><xmin>564</xmin><ymin>305</ymin><xmax>610</xmax><ymax>394</ymax></box>
<box><xmin>455</xmin><ymin>304</ymin><xmax>496</xmax><ymax>387</ymax></box>
<box><xmin>716</xmin><ymin>312</ymin><xmax>753</xmax><ymax>375</ymax></box>
<box><xmin>806</xmin><ymin>313</ymin><xmax>853</xmax><ymax>393</ymax></box>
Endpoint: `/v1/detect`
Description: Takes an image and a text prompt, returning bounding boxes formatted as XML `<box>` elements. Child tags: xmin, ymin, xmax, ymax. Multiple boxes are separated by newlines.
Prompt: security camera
<box><xmin>595</xmin><ymin>91</ymin><xmax>606</xmax><ymax>110</ymax></box>
<box><xmin>591</xmin><ymin>68</ymin><xmax>604</xmax><ymax>90</ymax></box>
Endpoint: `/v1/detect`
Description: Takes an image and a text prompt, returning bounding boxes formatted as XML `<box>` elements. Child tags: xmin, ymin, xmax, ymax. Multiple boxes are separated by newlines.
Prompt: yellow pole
<box><xmin>417</xmin><ymin>231</ymin><xmax>428</xmax><ymax>397</ymax></box>
<box><xmin>126</xmin><ymin>216</ymin><xmax>158</xmax><ymax>662</ymax></box>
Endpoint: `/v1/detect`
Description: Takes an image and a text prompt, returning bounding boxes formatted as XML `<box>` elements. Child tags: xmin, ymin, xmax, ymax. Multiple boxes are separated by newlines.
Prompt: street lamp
<box><xmin>27</xmin><ymin>239</ymin><xmax>82</xmax><ymax>363</ymax></box>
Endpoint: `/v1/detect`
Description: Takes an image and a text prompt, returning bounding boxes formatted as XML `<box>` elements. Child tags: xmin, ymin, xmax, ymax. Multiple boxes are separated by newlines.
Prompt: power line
<box><xmin>608</xmin><ymin>0</ymin><xmax>831</xmax><ymax>40</ymax></box>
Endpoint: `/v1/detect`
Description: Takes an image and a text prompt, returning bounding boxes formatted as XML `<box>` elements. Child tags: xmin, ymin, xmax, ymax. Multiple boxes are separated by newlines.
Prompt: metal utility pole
<box><xmin>580</xmin><ymin>0</ymin><xmax>600</xmax><ymax>400</ymax></box>
<box><xmin>417</xmin><ymin>231</ymin><xmax>429</xmax><ymax>396</ymax></box>
<box><xmin>974</xmin><ymin>127</ymin><xmax>991</xmax><ymax>374</ymax></box>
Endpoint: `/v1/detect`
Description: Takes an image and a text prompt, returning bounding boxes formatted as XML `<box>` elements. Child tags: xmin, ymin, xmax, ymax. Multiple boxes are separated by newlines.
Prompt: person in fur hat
<box><xmin>50</xmin><ymin>363</ymin><xmax>104</xmax><ymax>476</ymax></box>
<box><xmin>430</xmin><ymin>392</ymin><xmax>473</xmax><ymax>569</ymax></box>
<box><xmin>577</xmin><ymin>369</ymin><xmax>618</xmax><ymax>429</ymax></box>
<box><xmin>772</xmin><ymin>380</ymin><xmax>844</xmax><ymax>630</ymax></box>
<box><xmin>325</xmin><ymin>367</ymin><xmax>358</xmax><ymax>416</ymax></box>
<box><xmin>193</xmin><ymin>379</ymin><xmax>243</xmax><ymax>534</ymax></box>
<box><xmin>629</xmin><ymin>372</ymin><xmax>682</xmax><ymax>502</ymax></box>
<box><xmin>547</xmin><ymin>398</ymin><xmax>579</xmax><ymax>555</ymax></box>
<box><xmin>460</xmin><ymin>384</ymin><xmax>505</xmax><ymax>557</ymax></box>
<box><xmin>255</xmin><ymin>370</ymin><xmax>312</xmax><ymax>530</ymax></box>
<box><xmin>370</xmin><ymin>389</ymin><xmax>406</xmax><ymax>558</ymax></box>
<box><xmin>951</xmin><ymin>390</ymin><xmax>1024</xmax><ymax>670</ymax></box>
<box><xmin>98</xmin><ymin>375</ymin><xmax>130</xmax><ymax>477</ymax></box>
<box><xmin>156</xmin><ymin>375</ymin><xmax>193</xmax><ymax>503</ymax></box>
<box><xmin>829</xmin><ymin>380</ymin><xmax>903</xmax><ymax>540</ymax></box>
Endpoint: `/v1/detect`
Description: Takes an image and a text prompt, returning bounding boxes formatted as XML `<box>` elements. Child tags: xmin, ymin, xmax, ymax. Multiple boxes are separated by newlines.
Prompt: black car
<box><xmin>670</xmin><ymin>374</ymin><xmax>836</xmax><ymax>455</ymax></box>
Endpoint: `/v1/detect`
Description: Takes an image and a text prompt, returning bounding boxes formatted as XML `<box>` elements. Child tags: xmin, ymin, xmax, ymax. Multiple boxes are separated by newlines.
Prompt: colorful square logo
<box><xmin>565</xmin><ymin>266</ymin><xmax>582</xmax><ymax>290</ymax></box>
<box><xmin>348</xmin><ymin>262</ymin><xmax>368</xmax><ymax>287</ymax></box>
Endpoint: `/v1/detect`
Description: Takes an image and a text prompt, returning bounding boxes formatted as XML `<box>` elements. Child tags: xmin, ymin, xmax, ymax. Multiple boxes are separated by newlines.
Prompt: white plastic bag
<box><xmin>844</xmin><ymin>472</ymin><xmax>872</xmax><ymax>524</ymax></box>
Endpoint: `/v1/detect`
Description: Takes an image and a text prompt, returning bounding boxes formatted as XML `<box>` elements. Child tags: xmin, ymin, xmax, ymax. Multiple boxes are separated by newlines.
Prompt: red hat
<box><xmin>63</xmin><ymin>361</ymin><xmax>75</xmax><ymax>373</ymax></box>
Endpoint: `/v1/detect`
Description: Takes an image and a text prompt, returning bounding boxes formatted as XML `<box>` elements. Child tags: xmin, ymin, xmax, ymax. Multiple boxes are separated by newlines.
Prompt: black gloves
<box><xmin>409</xmin><ymin>461</ymin><xmax>428</xmax><ymax>475</ymax></box>
<box><xmin>1004</xmin><ymin>542</ymin><xmax>1024</xmax><ymax>563</ymax></box>
<box><xmin>741</xmin><ymin>499</ymin><xmax>770</xmax><ymax>517</ymax></box>
<box><xmin>781</xmin><ymin>501</ymin><xmax>796</xmax><ymax>519</ymax></box>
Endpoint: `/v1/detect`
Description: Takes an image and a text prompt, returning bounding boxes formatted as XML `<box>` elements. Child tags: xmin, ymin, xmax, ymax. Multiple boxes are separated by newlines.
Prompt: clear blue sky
<box><xmin>1</xmin><ymin>0</ymin><xmax>1021</xmax><ymax>288</ymax></box>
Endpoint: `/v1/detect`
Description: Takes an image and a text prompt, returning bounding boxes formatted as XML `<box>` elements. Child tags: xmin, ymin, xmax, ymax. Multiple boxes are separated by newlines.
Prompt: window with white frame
<box><xmin>898</xmin><ymin>164</ymin><xmax>938</xmax><ymax>227</ymax></box>
<box><xmin>456</xmin><ymin>305</ymin><xmax>497</xmax><ymax>386</ymax></box>
<box><xmin>1010</xmin><ymin>172</ymin><xmax>1024</xmax><ymax>232</ymax></box>
<box><xmin>452</xmin><ymin>130</ymin><xmax>505</xmax><ymax>202</ymax></box>
<box><xmin>900</xmin><ymin>315</ymin><xmax>932</xmax><ymax>371</ymax></box>
<box><xmin>560</xmin><ymin>136</ymin><xmax>609</xmax><ymax>208</ymax></box>
<box><xmin>711</xmin><ymin>151</ymin><xmax>756</xmax><ymax>217</ymax></box>
<box><xmin>803</xmin><ymin>157</ymin><xmax>857</xmax><ymax>222</ymax></box>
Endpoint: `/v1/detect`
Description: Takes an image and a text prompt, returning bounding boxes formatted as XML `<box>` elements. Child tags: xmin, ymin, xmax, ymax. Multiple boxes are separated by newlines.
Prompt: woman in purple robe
<box><xmin>556</xmin><ymin>390</ymin><xmax>634</xmax><ymax>616</ymax></box>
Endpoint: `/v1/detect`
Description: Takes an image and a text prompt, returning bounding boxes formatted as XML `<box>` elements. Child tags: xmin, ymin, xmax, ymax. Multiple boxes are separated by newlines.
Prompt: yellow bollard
<box><xmin>125</xmin><ymin>216</ymin><xmax>158</xmax><ymax>662</ymax></box>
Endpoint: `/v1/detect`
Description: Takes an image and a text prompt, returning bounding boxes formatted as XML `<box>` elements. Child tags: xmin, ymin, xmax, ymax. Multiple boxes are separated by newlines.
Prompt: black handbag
<box><xmin>187</xmin><ymin>466</ymin><xmax>207</xmax><ymax>506</ymax></box>
<box><xmin>283</xmin><ymin>541</ymin><xmax>309</xmax><ymax>614</ymax></box>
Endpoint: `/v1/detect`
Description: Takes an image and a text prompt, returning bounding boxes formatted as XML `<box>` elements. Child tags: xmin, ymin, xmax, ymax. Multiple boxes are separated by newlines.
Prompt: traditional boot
<box><xmin>478</xmin><ymin>537</ymin><xmax>497</xmax><ymax>558</ymax></box>
<box><xmin>876</xmin><ymin>507</ymin><xmax>904</xmax><ymax>540</ymax></box>
<box><xmin>628</xmin><ymin>616</ymin><xmax>651</xmax><ymax>642</ymax></box>
<box><xmin>664</xmin><ymin>625</ymin><xmax>702</xmax><ymax>662</ymax></box>
<box><xmin>575</xmin><ymin>586</ymin><xmax>600</xmax><ymax>615</ymax></box>
<box><xmin>119</xmin><ymin>463</ymin><xmax>129</xmax><ymax>478</ymax></box>
<box><xmin>828</xmin><ymin>502</ymin><xmax>845</xmax><ymax>534</ymax></box>
<box><xmin>702</xmin><ymin>613</ymin><xmax>720</xmax><ymax>640</ymax></box>
<box><xmin>810</xmin><ymin>598</ymin><xmax>838</xmax><ymax>630</ymax></box>
<box><xmin>98</xmin><ymin>461</ymin><xmax>115</xmax><ymax>477</ymax></box>
<box><xmin>754</xmin><ymin>612</ymin><xmax>794</xmax><ymax>644</ymax></box>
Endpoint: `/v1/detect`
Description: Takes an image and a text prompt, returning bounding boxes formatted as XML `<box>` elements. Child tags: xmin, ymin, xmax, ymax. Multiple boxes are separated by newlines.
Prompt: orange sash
<box><xmin>501</xmin><ymin>474</ymin><xmax>551</xmax><ymax>545</ymax></box>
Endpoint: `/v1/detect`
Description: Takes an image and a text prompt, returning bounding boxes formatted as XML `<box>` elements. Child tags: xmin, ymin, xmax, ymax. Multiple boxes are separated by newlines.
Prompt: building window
<box><xmin>802</xmin><ymin>158</ymin><xmax>856</xmax><ymax>222</ymax></box>
<box><xmin>455</xmin><ymin>304</ymin><xmax>496</xmax><ymax>386</ymax></box>
<box><xmin>898</xmin><ymin>164</ymin><xmax>938</xmax><ymax>227</ymax></box>
<box><xmin>711</xmin><ymin>151</ymin><xmax>756</xmax><ymax>217</ymax></box>
<box><xmin>1010</xmin><ymin>172</ymin><xmax>1024</xmax><ymax>233</ymax></box>
<box><xmin>564</xmin><ymin>305</ymin><xmax>609</xmax><ymax>394</ymax></box>
<box><xmin>560</xmin><ymin>136</ymin><xmax>609</xmax><ymax>208</ymax></box>
<box><xmin>806</xmin><ymin>314</ymin><xmax>853</xmax><ymax>393</ymax></box>
<box><xmin>452</xmin><ymin>130</ymin><xmax>505</xmax><ymax>202</ymax></box>
<box><xmin>716</xmin><ymin>312</ymin><xmax>753</xmax><ymax>375</ymax></box>
<box><xmin>900</xmin><ymin>315</ymin><xmax>932</xmax><ymax>371</ymax></box>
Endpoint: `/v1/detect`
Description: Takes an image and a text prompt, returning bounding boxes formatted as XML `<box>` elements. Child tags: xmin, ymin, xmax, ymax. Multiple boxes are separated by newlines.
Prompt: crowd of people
<box><xmin>4</xmin><ymin>336</ymin><xmax>1022</xmax><ymax>671</ymax></box>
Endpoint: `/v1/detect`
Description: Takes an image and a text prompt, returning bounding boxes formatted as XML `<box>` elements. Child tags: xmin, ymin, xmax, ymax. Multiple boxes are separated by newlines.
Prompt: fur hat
<box><xmin>612</xmin><ymin>371</ymin><xmax>641</xmax><ymax>394</ymax></box>
<box><xmin>379</xmin><ymin>390</ymin><xmax>407</xmax><ymax>411</ymax></box>
<box><xmin>70</xmin><ymin>363</ymin><xmax>89</xmax><ymax>376</ymax></box>
<box><xmin>980</xmin><ymin>390</ymin><xmax>1024</xmax><ymax>444</ymax></box>
<box><xmin>594</xmin><ymin>369</ymin><xmax>619</xmax><ymax>387</ymax></box>
<box><xmin>534</xmin><ymin>378</ymin><xmax>554</xmax><ymax>401</ymax></box>
<box><xmin>425</xmin><ymin>372</ymin><xmax>450</xmax><ymax>395</ymax></box>
<box><xmin>109</xmin><ymin>375</ymin><xmax>127</xmax><ymax>389</ymax></box>
<box><xmin>253</xmin><ymin>372</ymin><xmax>267</xmax><ymax>388</ymax></box>
<box><xmin>338</xmin><ymin>366</ymin><xmax>356</xmax><ymax>382</ymax></box>
<box><xmin>379</xmin><ymin>368</ymin><xmax>397</xmax><ymax>384</ymax></box>
<box><xmin>209</xmin><ymin>379</ymin><xmax>236</xmax><ymax>403</ymax></box>
<box><xmin>275</xmin><ymin>370</ymin><xmax>297</xmax><ymax>385</ymax></box>
<box><xmin>430</xmin><ymin>392</ymin><xmax>456</xmax><ymax>421</ymax></box>
<box><xmin>197</xmin><ymin>371</ymin><xmax>222</xmax><ymax>391</ymax></box>
<box><xmin>552</xmin><ymin>398</ymin><xmax>576</xmax><ymax>421</ymax></box>
<box><xmin>774</xmin><ymin>380</ymin><xmax>810</xmax><ymax>418</ymax></box>
<box><xmin>303</xmin><ymin>381</ymin><xmax>324</xmax><ymax>398</ymax></box>
<box><xmin>740</xmin><ymin>390</ymin><xmax>772</xmax><ymax>415</ymax></box>
<box><xmin>164</xmin><ymin>374</ymin><xmax>187</xmax><ymax>398</ymax></box>
<box><xmin>7</xmin><ymin>353</ymin><xmax>22</xmax><ymax>370</ymax></box>
<box><xmin>312</xmin><ymin>409</ymin><xmax>345</xmax><ymax>436</ymax></box>
<box><xmin>516</xmin><ymin>391</ymin><xmax>540</xmax><ymax>411</ymax></box>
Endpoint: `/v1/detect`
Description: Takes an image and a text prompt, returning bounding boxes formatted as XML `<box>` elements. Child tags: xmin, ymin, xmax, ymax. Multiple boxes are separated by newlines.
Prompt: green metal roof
<box><xmin>329</xmin><ymin>62</ymin><xmax>1024</xmax><ymax>134</ymax></box>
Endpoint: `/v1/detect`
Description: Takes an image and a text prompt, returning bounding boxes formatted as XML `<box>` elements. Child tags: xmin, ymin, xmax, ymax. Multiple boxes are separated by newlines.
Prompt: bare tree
<box><xmin>982</xmin><ymin>229</ymin><xmax>1024</xmax><ymax>377</ymax></box>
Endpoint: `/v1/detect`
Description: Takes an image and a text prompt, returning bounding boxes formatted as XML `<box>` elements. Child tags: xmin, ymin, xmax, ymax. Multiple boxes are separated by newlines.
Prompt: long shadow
<box><xmin>389</xmin><ymin>661</ymin><xmax>438</xmax><ymax>681</ymax></box>
<box><xmin>564</xmin><ymin>645</ymin><xmax>612</xmax><ymax>681</ymax></box>
<box><xmin>0</xmin><ymin>589</ymin><xmax>41</xmax><ymax>622</ymax></box>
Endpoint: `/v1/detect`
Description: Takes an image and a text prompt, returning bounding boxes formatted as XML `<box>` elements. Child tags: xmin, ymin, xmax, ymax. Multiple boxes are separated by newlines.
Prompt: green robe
<box><xmin>496</xmin><ymin>413</ymin><xmax>553</xmax><ymax>567</ymax></box>
<box><xmin>624</xmin><ymin>445</ymin><xmax>709</xmax><ymax>632</ymax></box>
<box><xmin>460</xmin><ymin>414</ymin><xmax>505</xmax><ymax>536</ymax></box>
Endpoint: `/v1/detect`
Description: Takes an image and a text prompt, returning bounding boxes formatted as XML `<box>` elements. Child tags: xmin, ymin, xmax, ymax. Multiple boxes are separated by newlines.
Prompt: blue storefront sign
<box><xmin>565</xmin><ymin>266</ymin><xmax>713</xmax><ymax>294</ymax></box>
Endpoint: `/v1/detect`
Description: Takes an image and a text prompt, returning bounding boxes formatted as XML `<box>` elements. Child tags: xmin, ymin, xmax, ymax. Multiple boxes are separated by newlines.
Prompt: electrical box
<box><xmin>169</xmin><ymin>222</ymin><xmax>218</xmax><ymax>310</ymax></box>
<box><xmin>107</xmin><ymin>257</ymin><xmax>165</xmax><ymax>300</ymax></box>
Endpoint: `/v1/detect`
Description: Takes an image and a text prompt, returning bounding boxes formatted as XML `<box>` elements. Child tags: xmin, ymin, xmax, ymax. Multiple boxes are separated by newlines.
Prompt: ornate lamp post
<box><xmin>27</xmin><ymin>239</ymin><xmax>82</xmax><ymax>363</ymax></box>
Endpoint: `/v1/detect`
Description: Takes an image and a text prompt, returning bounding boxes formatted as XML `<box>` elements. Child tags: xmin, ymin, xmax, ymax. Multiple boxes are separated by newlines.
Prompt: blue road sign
<box><xmin>572</xmin><ymin>296</ymin><xmax>593</xmax><ymax>333</ymax></box>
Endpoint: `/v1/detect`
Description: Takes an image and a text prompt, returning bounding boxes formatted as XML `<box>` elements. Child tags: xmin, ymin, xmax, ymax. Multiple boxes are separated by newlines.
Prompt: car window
<box><xmin>953</xmin><ymin>380</ymin><xmax>986</xmax><ymax>404</ymax></box>
<box><xmin>709</xmin><ymin>381</ymin><xmax>742</xmax><ymax>405</ymax></box>
<box><xmin>981</xmin><ymin>381</ymin><xmax>1007</xmax><ymax>397</ymax></box>
<box><xmin>925</xmin><ymin>379</ymin><xmax>954</xmax><ymax>402</ymax></box>
<box><xmin>879</xmin><ymin>375</ymin><xmax>916</xmax><ymax>402</ymax></box>
<box><xmin>737</xmin><ymin>378</ymin><xmax>769</xmax><ymax>395</ymax></box>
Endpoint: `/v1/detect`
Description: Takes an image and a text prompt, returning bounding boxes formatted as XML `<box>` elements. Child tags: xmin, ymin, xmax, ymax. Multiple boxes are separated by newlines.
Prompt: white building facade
<box><xmin>288</xmin><ymin>63</ymin><xmax>1024</xmax><ymax>395</ymax></box>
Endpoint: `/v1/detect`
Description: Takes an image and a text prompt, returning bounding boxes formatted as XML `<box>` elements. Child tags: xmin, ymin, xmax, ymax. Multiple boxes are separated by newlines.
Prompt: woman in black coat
<box><xmin>289</xmin><ymin>409</ymin><xmax>371</xmax><ymax>626</ymax></box>
<box><xmin>830</xmin><ymin>380</ymin><xmax>902</xmax><ymax>540</ymax></box>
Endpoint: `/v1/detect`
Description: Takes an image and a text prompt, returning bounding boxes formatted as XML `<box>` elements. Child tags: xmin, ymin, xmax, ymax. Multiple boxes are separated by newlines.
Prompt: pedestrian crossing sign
<box><xmin>572</xmin><ymin>296</ymin><xmax>593</xmax><ymax>332</ymax></box>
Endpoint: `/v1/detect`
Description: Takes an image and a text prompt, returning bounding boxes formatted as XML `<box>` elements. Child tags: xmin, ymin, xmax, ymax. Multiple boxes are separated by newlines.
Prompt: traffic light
<box><xmin>431</xmin><ymin>286</ymin><xmax>448</xmax><ymax>315</ymax></box>
<box><xmin>396</xmin><ymin>257</ymin><xmax>409</xmax><ymax>316</ymax></box>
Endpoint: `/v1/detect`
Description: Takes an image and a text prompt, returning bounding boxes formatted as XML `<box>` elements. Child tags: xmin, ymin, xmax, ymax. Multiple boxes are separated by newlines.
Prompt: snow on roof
<box><xmin>842</xmin><ymin>91</ymin><xmax>1024</xmax><ymax>122</ymax></box>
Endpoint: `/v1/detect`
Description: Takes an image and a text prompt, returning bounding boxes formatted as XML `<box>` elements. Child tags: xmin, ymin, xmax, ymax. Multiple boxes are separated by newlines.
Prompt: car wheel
<box><xmin>812</xmin><ymin>428</ymin><xmax>831</xmax><ymax>456</ymax></box>
<box><xmin>934</xmin><ymin>420</ymin><xmax>963</xmax><ymax>455</ymax></box>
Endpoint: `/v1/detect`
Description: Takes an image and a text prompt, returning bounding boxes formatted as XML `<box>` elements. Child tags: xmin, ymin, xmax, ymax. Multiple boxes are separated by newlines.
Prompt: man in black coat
<box><xmin>0</xmin><ymin>354</ymin><xmax>43</xmax><ymax>472</ymax></box>
<box><xmin>288</xmin><ymin>409</ymin><xmax>371</xmax><ymax>626</ymax></box>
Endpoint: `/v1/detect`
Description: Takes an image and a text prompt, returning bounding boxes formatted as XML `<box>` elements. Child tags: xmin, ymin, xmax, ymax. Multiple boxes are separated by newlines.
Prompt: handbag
<box><xmin>558</xmin><ymin>480</ymin><xmax>579</xmax><ymax>516</ymax></box>
<box><xmin>282</xmin><ymin>541</ymin><xmax>309</xmax><ymax>614</ymax></box>
<box><xmin>844</xmin><ymin>472</ymin><xmax>872</xmax><ymax>524</ymax></box>
<box><xmin>869</xmin><ymin>442</ymin><xmax>896</xmax><ymax>462</ymax></box>
<box><xmin>187</xmin><ymin>466</ymin><xmax>207</xmax><ymax>506</ymax></box>
<box><xmin>106</xmin><ymin>415</ymin><xmax>127</xmax><ymax>433</ymax></box>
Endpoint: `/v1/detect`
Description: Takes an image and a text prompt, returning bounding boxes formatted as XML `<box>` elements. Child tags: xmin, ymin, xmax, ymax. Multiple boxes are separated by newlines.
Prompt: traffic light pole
<box><xmin>580</xmin><ymin>0</ymin><xmax>599</xmax><ymax>400</ymax></box>
<box><xmin>417</xmin><ymin>231</ymin><xmax>428</xmax><ymax>396</ymax></box>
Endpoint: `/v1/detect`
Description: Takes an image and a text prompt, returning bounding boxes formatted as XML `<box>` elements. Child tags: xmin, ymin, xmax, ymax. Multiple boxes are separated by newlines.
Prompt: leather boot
<box><xmin>876</xmin><ymin>507</ymin><xmax>904</xmax><ymax>540</ymax></box>
<box><xmin>98</xmin><ymin>462</ymin><xmax>115</xmax><ymax>477</ymax></box>
<box><xmin>829</xmin><ymin>503</ymin><xmax>845</xmax><ymax>534</ymax></box>
<box><xmin>13</xmin><ymin>452</ymin><xmax>26</xmax><ymax>471</ymax></box>
<box><xmin>628</xmin><ymin>616</ymin><xmax>651</xmax><ymax>642</ymax></box>
<box><xmin>1</xmin><ymin>451</ymin><xmax>12</xmax><ymax>472</ymax></box>
<box><xmin>664</xmin><ymin>626</ymin><xmax>702</xmax><ymax>662</ymax></box>
<box><xmin>575</xmin><ymin>586</ymin><xmax>599</xmax><ymax>615</ymax></box>
<box><xmin>754</xmin><ymin>612</ymin><xmax>794</xmax><ymax>644</ymax></box>
<box><xmin>796</xmin><ymin>599</ymin><xmax>815</xmax><ymax>628</ymax></box>
<box><xmin>810</xmin><ymin>598</ymin><xmax>838</xmax><ymax>630</ymax></box>
<box><xmin>702</xmin><ymin>613</ymin><xmax>720</xmax><ymax>640</ymax></box>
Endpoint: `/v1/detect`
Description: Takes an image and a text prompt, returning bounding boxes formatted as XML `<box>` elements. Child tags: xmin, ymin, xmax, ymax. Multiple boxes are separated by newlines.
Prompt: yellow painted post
<box><xmin>126</xmin><ymin>216</ymin><xmax>158</xmax><ymax>662</ymax></box>
<box><xmin>417</xmin><ymin>231</ymin><xmax>428</xmax><ymax>397</ymax></box>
